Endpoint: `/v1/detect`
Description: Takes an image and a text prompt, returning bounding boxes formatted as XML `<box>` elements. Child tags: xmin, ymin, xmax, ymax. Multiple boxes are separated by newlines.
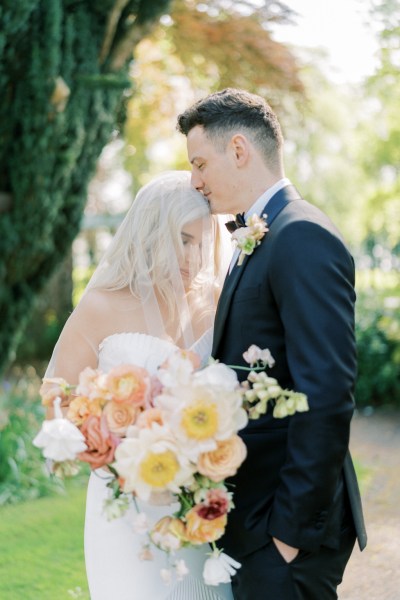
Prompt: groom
<box><xmin>177</xmin><ymin>89</ymin><xmax>367</xmax><ymax>599</ymax></box>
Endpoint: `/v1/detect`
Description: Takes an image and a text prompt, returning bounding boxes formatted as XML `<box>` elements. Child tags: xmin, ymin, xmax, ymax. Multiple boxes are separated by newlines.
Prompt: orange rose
<box><xmin>184</xmin><ymin>507</ymin><xmax>227</xmax><ymax>545</ymax></box>
<box><xmin>67</xmin><ymin>396</ymin><xmax>102</xmax><ymax>426</ymax></box>
<box><xmin>136</xmin><ymin>408</ymin><xmax>163</xmax><ymax>429</ymax></box>
<box><xmin>78</xmin><ymin>415</ymin><xmax>119</xmax><ymax>469</ymax></box>
<box><xmin>105</xmin><ymin>365</ymin><xmax>149</xmax><ymax>406</ymax></box>
<box><xmin>197</xmin><ymin>435</ymin><xmax>247</xmax><ymax>482</ymax></box>
<box><xmin>103</xmin><ymin>400</ymin><xmax>137</xmax><ymax>436</ymax></box>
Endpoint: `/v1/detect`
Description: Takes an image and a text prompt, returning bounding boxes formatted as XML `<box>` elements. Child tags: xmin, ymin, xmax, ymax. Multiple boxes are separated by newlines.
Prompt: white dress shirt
<box><xmin>228</xmin><ymin>178</ymin><xmax>291</xmax><ymax>273</ymax></box>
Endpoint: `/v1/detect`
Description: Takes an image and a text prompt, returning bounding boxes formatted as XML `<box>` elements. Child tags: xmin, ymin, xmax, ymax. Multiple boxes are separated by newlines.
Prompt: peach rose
<box><xmin>78</xmin><ymin>415</ymin><xmax>119</xmax><ymax>469</ymax></box>
<box><xmin>76</xmin><ymin>367</ymin><xmax>104</xmax><ymax>399</ymax></box>
<box><xmin>40</xmin><ymin>377</ymin><xmax>71</xmax><ymax>407</ymax></box>
<box><xmin>103</xmin><ymin>401</ymin><xmax>137</xmax><ymax>436</ymax></box>
<box><xmin>136</xmin><ymin>408</ymin><xmax>163</xmax><ymax>429</ymax></box>
<box><xmin>151</xmin><ymin>516</ymin><xmax>187</xmax><ymax>551</ymax></box>
<box><xmin>67</xmin><ymin>396</ymin><xmax>102</xmax><ymax>426</ymax></box>
<box><xmin>197</xmin><ymin>435</ymin><xmax>247</xmax><ymax>482</ymax></box>
<box><xmin>105</xmin><ymin>365</ymin><xmax>149</xmax><ymax>406</ymax></box>
<box><xmin>184</xmin><ymin>507</ymin><xmax>227</xmax><ymax>545</ymax></box>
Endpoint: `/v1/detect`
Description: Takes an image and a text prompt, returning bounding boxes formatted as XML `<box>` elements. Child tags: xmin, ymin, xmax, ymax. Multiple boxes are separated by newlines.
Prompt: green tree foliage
<box><xmin>123</xmin><ymin>0</ymin><xmax>304</xmax><ymax>184</ymax></box>
<box><xmin>0</xmin><ymin>0</ymin><xmax>171</xmax><ymax>373</ymax></box>
<box><xmin>358</xmin><ymin>0</ymin><xmax>400</xmax><ymax>256</ymax></box>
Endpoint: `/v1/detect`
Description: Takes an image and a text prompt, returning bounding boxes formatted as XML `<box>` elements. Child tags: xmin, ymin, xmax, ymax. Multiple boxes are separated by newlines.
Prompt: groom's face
<box><xmin>187</xmin><ymin>125</ymin><xmax>239</xmax><ymax>215</ymax></box>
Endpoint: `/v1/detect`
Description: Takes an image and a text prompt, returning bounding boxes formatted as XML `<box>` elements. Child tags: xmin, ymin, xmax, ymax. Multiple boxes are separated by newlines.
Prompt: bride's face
<box><xmin>179</xmin><ymin>218</ymin><xmax>206</xmax><ymax>287</ymax></box>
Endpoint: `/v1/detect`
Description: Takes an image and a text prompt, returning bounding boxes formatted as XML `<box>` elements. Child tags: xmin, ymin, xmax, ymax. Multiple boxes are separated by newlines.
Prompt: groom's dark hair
<box><xmin>177</xmin><ymin>88</ymin><xmax>283</xmax><ymax>169</ymax></box>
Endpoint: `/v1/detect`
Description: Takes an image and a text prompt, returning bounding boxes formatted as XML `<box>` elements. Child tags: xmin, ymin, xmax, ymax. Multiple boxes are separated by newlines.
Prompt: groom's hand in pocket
<box><xmin>272</xmin><ymin>537</ymin><xmax>299</xmax><ymax>563</ymax></box>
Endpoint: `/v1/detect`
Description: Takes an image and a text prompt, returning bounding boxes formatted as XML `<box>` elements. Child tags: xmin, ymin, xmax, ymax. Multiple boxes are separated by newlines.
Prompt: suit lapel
<box><xmin>212</xmin><ymin>185</ymin><xmax>301</xmax><ymax>356</ymax></box>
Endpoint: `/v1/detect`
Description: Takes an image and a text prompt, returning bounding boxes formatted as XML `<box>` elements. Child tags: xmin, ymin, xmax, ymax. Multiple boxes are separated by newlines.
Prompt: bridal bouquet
<box><xmin>34</xmin><ymin>346</ymin><xmax>308</xmax><ymax>586</ymax></box>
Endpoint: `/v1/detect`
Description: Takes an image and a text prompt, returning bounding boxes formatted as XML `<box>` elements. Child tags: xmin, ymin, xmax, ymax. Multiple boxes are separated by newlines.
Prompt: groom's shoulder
<box><xmin>277</xmin><ymin>196</ymin><xmax>344</xmax><ymax>242</ymax></box>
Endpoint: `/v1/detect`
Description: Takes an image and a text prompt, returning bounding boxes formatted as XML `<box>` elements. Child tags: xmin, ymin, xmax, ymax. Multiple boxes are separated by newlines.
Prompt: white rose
<box><xmin>33</xmin><ymin>398</ymin><xmax>87</xmax><ymax>461</ymax></box>
<box><xmin>203</xmin><ymin>551</ymin><xmax>241</xmax><ymax>586</ymax></box>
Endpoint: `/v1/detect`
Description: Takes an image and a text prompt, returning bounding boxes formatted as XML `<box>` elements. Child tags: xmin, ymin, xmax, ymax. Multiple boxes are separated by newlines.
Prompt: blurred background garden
<box><xmin>0</xmin><ymin>0</ymin><xmax>399</xmax><ymax>598</ymax></box>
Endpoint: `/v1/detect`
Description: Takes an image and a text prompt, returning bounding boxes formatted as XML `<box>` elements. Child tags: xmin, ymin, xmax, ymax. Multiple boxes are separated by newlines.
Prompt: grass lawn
<box><xmin>0</xmin><ymin>482</ymin><xmax>89</xmax><ymax>600</ymax></box>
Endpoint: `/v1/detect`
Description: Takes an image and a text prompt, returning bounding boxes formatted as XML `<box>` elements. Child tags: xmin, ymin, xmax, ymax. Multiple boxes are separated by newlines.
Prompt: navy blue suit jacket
<box><xmin>213</xmin><ymin>185</ymin><xmax>367</xmax><ymax>558</ymax></box>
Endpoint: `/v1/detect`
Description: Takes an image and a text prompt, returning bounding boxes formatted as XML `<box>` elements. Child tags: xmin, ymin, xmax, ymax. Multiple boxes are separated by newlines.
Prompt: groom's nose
<box><xmin>191</xmin><ymin>169</ymin><xmax>204</xmax><ymax>192</ymax></box>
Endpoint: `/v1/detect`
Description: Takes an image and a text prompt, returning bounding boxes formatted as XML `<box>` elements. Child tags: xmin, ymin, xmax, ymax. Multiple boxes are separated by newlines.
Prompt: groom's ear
<box><xmin>230</xmin><ymin>134</ymin><xmax>250</xmax><ymax>167</ymax></box>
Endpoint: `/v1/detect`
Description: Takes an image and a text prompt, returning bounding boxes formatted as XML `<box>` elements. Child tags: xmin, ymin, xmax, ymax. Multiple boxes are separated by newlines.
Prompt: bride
<box><xmin>44</xmin><ymin>171</ymin><xmax>233</xmax><ymax>600</ymax></box>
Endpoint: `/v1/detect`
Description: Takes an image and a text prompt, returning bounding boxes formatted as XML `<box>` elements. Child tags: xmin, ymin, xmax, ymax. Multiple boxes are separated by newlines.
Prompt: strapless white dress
<box><xmin>84</xmin><ymin>332</ymin><xmax>233</xmax><ymax>600</ymax></box>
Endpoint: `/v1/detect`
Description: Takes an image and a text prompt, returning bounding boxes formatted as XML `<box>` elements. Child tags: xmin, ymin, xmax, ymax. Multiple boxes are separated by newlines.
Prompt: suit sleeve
<box><xmin>267</xmin><ymin>220</ymin><xmax>357</xmax><ymax>551</ymax></box>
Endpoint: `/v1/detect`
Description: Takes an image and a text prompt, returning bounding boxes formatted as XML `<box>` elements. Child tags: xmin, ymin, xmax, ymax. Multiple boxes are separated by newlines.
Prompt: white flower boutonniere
<box><xmin>232</xmin><ymin>213</ymin><xmax>268</xmax><ymax>266</ymax></box>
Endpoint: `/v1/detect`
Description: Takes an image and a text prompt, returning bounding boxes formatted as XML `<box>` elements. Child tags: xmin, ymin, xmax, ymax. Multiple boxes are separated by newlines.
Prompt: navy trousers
<box><xmin>231</xmin><ymin>528</ymin><xmax>356</xmax><ymax>600</ymax></box>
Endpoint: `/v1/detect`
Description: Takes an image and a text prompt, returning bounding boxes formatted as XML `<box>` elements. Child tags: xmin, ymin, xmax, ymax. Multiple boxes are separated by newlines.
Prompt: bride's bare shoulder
<box><xmin>76</xmin><ymin>288</ymin><xmax>116</xmax><ymax>314</ymax></box>
<box><xmin>73</xmin><ymin>288</ymin><xmax>143</xmax><ymax>334</ymax></box>
<box><xmin>77</xmin><ymin>287</ymin><xmax>136</xmax><ymax>311</ymax></box>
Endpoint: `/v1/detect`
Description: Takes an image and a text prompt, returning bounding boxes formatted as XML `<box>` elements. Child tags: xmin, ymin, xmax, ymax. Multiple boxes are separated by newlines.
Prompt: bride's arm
<box><xmin>43</xmin><ymin>290</ymin><xmax>108</xmax><ymax>417</ymax></box>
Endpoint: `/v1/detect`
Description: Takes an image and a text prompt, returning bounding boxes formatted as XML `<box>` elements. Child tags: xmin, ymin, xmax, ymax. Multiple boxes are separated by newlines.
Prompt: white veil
<box><xmin>44</xmin><ymin>171</ymin><xmax>232</xmax><ymax>384</ymax></box>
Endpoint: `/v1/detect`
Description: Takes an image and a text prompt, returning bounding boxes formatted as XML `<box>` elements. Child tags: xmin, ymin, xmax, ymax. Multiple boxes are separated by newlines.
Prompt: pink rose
<box><xmin>78</xmin><ymin>415</ymin><xmax>119</xmax><ymax>469</ymax></box>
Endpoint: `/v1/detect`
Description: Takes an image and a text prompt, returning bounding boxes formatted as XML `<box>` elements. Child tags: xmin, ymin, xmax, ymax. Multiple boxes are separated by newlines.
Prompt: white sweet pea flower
<box><xmin>132</xmin><ymin>512</ymin><xmax>150</xmax><ymax>534</ymax></box>
<box><xmin>272</xmin><ymin>399</ymin><xmax>288</xmax><ymax>418</ymax></box>
<box><xmin>294</xmin><ymin>393</ymin><xmax>309</xmax><ymax>412</ymax></box>
<box><xmin>160</xmin><ymin>568</ymin><xmax>172</xmax><ymax>585</ymax></box>
<box><xmin>138</xmin><ymin>545</ymin><xmax>154</xmax><ymax>561</ymax></box>
<box><xmin>243</xmin><ymin>345</ymin><xmax>275</xmax><ymax>368</ymax></box>
<box><xmin>33</xmin><ymin>397</ymin><xmax>87</xmax><ymax>461</ymax></box>
<box><xmin>102</xmin><ymin>494</ymin><xmax>130</xmax><ymax>520</ymax></box>
<box><xmin>203</xmin><ymin>550</ymin><xmax>241</xmax><ymax>585</ymax></box>
<box><xmin>175</xmin><ymin>559</ymin><xmax>189</xmax><ymax>580</ymax></box>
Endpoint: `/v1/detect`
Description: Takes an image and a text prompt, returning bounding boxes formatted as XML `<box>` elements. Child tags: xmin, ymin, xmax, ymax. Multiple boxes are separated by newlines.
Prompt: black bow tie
<box><xmin>225</xmin><ymin>212</ymin><xmax>246</xmax><ymax>233</ymax></box>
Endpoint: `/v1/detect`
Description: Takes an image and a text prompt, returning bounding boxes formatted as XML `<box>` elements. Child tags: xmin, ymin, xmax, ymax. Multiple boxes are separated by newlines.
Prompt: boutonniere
<box><xmin>232</xmin><ymin>213</ymin><xmax>269</xmax><ymax>266</ymax></box>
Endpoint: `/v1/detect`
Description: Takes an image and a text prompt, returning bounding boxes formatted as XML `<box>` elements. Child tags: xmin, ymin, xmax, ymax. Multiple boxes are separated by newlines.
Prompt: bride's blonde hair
<box><xmin>86</xmin><ymin>171</ymin><xmax>218</xmax><ymax>339</ymax></box>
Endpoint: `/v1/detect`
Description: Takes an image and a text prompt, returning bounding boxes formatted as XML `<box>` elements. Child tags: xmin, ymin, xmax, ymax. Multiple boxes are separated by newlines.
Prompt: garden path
<box><xmin>340</xmin><ymin>409</ymin><xmax>400</xmax><ymax>600</ymax></box>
